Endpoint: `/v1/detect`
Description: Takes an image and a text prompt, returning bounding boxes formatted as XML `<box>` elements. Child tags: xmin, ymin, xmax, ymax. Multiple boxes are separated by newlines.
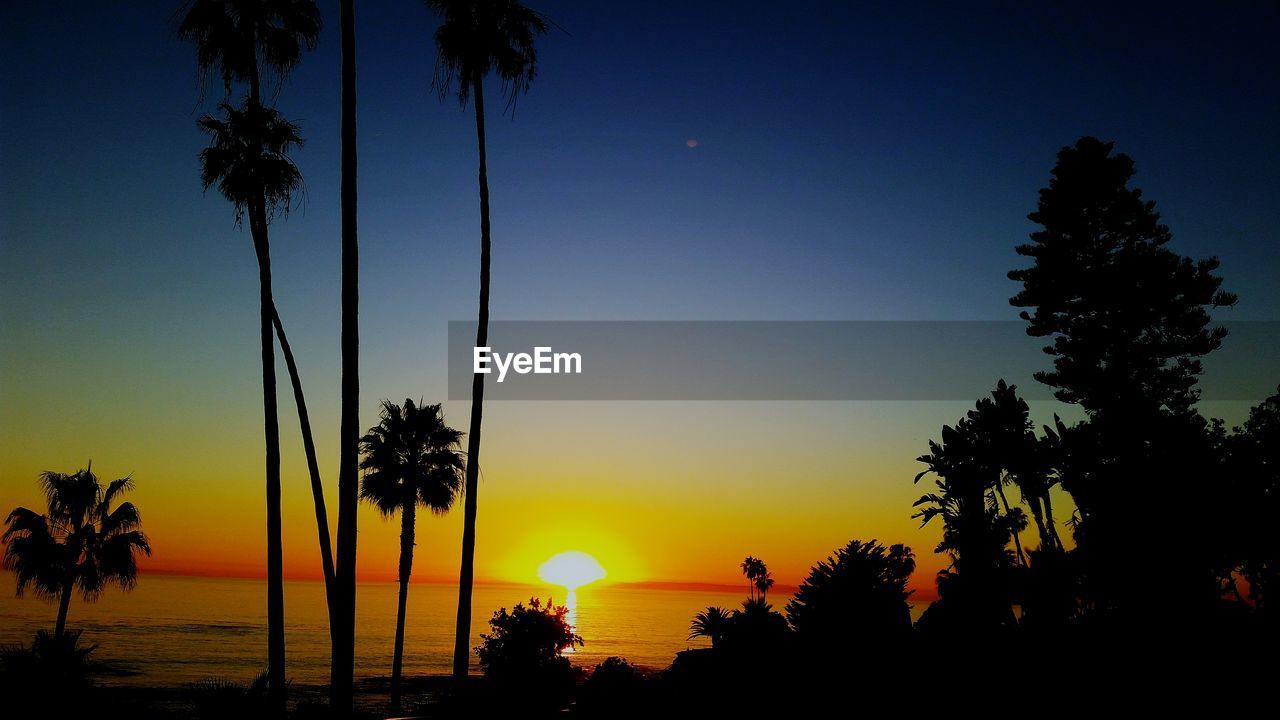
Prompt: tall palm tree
<box><xmin>3</xmin><ymin>467</ymin><xmax>151</xmax><ymax>638</ymax></box>
<box><xmin>358</xmin><ymin>400</ymin><xmax>465</xmax><ymax>712</ymax></box>
<box><xmin>332</xmin><ymin>0</ymin><xmax>361</xmax><ymax>710</ymax></box>
<box><xmin>688</xmin><ymin>606</ymin><xmax>732</xmax><ymax>649</ymax></box>
<box><xmin>427</xmin><ymin>0</ymin><xmax>549</xmax><ymax>680</ymax></box>
<box><xmin>196</xmin><ymin>98</ymin><xmax>303</xmax><ymax>700</ymax></box>
<box><xmin>178</xmin><ymin>0</ymin><xmax>323</xmax><ymax>105</ymax></box>
<box><xmin>179</xmin><ymin>0</ymin><xmax>322</xmax><ymax>704</ymax></box>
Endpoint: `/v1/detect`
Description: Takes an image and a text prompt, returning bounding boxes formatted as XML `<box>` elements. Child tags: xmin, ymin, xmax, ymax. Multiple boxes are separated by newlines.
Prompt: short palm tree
<box><xmin>427</xmin><ymin>0</ymin><xmax>550</xmax><ymax>680</ymax></box>
<box><xmin>3</xmin><ymin>467</ymin><xmax>151</xmax><ymax>638</ymax></box>
<box><xmin>359</xmin><ymin>400</ymin><xmax>465</xmax><ymax>711</ymax></box>
<box><xmin>688</xmin><ymin>606</ymin><xmax>732</xmax><ymax>649</ymax></box>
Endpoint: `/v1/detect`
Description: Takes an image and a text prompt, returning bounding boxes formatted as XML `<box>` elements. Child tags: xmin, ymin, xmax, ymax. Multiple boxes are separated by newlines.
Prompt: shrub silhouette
<box><xmin>785</xmin><ymin>540</ymin><xmax>915</xmax><ymax>650</ymax></box>
<box><xmin>688</xmin><ymin>606</ymin><xmax>732</xmax><ymax>648</ymax></box>
<box><xmin>475</xmin><ymin>598</ymin><xmax>581</xmax><ymax>709</ymax></box>
<box><xmin>577</xmin><ymin>657</ymin><xmax>647</xmax><ymax>716</ymax></box>
<box><xmin>188</xmin><ymin>672</ymin><xmax>274</xmax><ymax>720</ymax></box>
<box><xmin>0</xmin><ymin>630</ymin><xmax>96</xmax><ymax>714</ymax></box>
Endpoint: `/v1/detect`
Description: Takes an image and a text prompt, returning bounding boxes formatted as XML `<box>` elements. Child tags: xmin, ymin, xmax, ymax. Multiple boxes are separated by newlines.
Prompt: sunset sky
<box><xmin>2</xmin><ymin>1</ymin><xmax>1278</xmax><ymax>594</ymax></box>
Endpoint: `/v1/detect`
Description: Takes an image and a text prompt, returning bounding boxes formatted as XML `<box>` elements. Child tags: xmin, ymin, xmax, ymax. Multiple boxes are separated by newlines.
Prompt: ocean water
<box><xmin>0</xmin><ymin>575</ymin><xmax>774</xmax><ymax>686</ymax></box>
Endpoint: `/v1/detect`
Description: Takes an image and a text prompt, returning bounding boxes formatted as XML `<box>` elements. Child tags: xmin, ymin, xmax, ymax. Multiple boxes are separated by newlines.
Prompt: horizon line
<box><xmin>117</xmin><ymin>567</ymin><xmax>937</xmax><ymax>599</ymax></box>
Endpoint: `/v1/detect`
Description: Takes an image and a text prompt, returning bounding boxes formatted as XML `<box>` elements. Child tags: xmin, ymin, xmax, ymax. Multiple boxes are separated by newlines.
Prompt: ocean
<box><xmin>0</xmin><ymin>574</ymin><xmax>782</xmax><ymax>686</ymax></box>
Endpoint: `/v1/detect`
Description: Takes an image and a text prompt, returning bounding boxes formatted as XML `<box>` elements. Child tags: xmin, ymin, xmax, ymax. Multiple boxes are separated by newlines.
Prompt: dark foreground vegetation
<box><xmin>5</xmin><ymin>134</ymin><xmax>1278</xmax><ymax>717</ymax></box>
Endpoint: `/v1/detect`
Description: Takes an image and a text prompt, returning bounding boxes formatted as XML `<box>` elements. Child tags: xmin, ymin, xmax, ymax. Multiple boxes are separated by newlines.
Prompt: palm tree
<box><xmin>196</xmin><ymin>98</ymin><xmax>303</xmax><ymax>700</ymax></box>
<box><xmin>3</xmin><ymin>467</ymin><xmax>151</xmax><ymax>638</ymax></box>
<box><xmin>754</xmin><ymin>569</ymin><xmax>775</xmax><ymax>601</ymax></box>
<box><xmin>179</xmin><ymin>1</ymin><xmax>322</xmax><ymax>703</ymax></box>
<box><xmin>178</xmin><ymin>0</ymin><xmax>323</xmax><ymax>105</ymax></box>
<box><xmin>271</xmin><ymin>306</ymin><xmax>337</xmax><ymax>612</ymax></box>
<box><xmin>358</xmin><ymin>400</ymin><xmax>465</xmax><ymax>712</ymax></box>
<box><xmin>688</xmin><ymin>606</ymin><xmax>732</xmax><ymax>649</ymax></box>
<box><xmin>740</xmin><ymin>556</ymin><xmax>764</xmax><ymax>600</ymax></box>
<box><xmin>914</xmin><ymin>414</ymin><xmax>1022</xmax><ymax>629</ymax></box>
<box><xmin>427</xmin><ymin>0</ymin><xmax>550</xmax><ymax>680</ymax></box>
<box><xmin>332</xmin><ymin>0</ymin><xmax>361</xmax><ymax>710</ymax></box>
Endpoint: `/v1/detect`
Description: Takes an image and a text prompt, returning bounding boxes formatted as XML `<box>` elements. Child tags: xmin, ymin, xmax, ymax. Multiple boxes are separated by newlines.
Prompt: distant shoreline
<box><xmin>127</xmin><ymin>568</ymin><xmax>790</xmax><ymax>595</ymax></box>
<box><xmin>127</xmin><ymin>569</ymin><xmax>936</xmax><ymax>599</ymax></box>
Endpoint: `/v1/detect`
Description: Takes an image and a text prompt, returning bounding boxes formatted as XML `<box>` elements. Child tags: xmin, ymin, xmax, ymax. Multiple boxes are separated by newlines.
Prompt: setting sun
<box><xmin>537</xmin><ymin>551</ymin><xmax>607</xmax><ymax>591</ymax></box>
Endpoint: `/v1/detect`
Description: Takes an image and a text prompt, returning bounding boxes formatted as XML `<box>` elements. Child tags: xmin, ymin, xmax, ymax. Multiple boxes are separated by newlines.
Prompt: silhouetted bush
<box><xmin>0</xmin><ymin>629</ymin><xmax>95</xmax><ymax>688</ymax></box>
<box><xmin>576</xmin><ymin>656</ymin><xmax>647</xmax><ymax>716</ymax></box>
<box><xmin>188</xmin><ymin>672</ymin><xmax>274</xmax><ymax>720</ymax></box>
<box><xmin>0</xmin><ymin>630</ymin><xmax>96</xmax><ymax>714</ymax></box>
<box><xmin>475</xmin><ymin>598</ymin><xmax>582</xmax><ymax>709</ymax></box>
<box><xmin>687</xmin><ymin>606</ymin><xmax>732</xmax><ymax>648</ymax></box>
<box><xmin>786</xmin><ymin>540</ymin><xmax>915</xmax><ymax>652</ymax></box>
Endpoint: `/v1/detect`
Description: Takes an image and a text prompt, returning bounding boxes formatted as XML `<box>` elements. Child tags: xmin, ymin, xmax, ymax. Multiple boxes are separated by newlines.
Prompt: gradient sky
<box><xmin>2</xmin><ymin>1</ymin><xmax>1278</xmax><ymax>593</ymax></box>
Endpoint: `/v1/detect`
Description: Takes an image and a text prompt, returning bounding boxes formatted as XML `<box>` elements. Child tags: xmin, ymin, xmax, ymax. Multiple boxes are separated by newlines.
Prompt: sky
<box><xmin>2</xmin><ymin>1</ymin><xmax>1278</xmax><ymax>593</ymax></box>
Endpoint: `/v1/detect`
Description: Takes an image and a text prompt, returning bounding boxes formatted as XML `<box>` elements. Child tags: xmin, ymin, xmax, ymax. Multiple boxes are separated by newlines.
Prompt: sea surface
<box><xmin>0</xmin><ymin>574</ymin><xmax>798</xmax><ymax>686</ymax></box>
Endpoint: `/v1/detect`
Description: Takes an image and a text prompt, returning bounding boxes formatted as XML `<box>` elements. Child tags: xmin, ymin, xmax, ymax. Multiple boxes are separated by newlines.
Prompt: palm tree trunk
<box><xmin>1024</xmin><ymin>489</ymin><xmax>1051</xmax><ymax>551</ymax></box>
<box><xmin>332</xmin><ymin>0</ymin><xmax>360</xmax><ymax>711</ymax></box>
<box><xmin>271</xmin><ymin>308</ymin><xmax>336</xmax><ymax>621</ymax></box>
<box><xmin>452</xmin><ymin>70</ymin><xmax>490</xmax><ymax>681</ymax></box>
<box><xmin>994</xmin><ymin>482</ymin><xmax>1027</xmax><ymax>567</ymax></box>
<box><xmin>249</xmin><ymin>202</ymin><xmax>286</xmax><ymax>706</ymax></box>
<box><xmin>391</xmin><ymin>500</ymin><xmax>416</xmax><ymax>712</ymax></box>
<box><xmin>1042</xmin><ymin>489</ymin><xmax>1063</xmax><ymax>551</ymax></box>
<box><xmin>54</xmin><ymin>580</ymin><xmax>73</xmax><ymax>638</ymax></box>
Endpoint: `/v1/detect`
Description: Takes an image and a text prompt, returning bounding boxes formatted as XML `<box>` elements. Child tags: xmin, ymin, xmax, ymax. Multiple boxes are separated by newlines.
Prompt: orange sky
<box><xmin>1</xmin><ymin>369</ymin><xmax>1095</xmax><ymax>597</ymax></box>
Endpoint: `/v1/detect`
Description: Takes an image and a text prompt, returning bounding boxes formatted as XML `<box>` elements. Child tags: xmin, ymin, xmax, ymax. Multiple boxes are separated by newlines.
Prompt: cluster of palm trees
<box><xmin>690</xmin><ymin>540</ymin><xmax>916</xmax><ymax>653</ymax></box>
<box><xmin>739</xmin><ymin>556</ymin><xmax>774</xmax><ymax>601</ymax></box>
<box><xmin>684</xmin><ymin>556</ymin><xmax>781</xmax><ymax>649</ymax></box>
<box><xmin>911</xmin><ymin>379</ymin><xmax>1064</xmax><ymax>626</ymax></box>
<box><xmin>175</xmin><ymin>0</ymin><xmax>549</xmax><ymax>713</ymax></box>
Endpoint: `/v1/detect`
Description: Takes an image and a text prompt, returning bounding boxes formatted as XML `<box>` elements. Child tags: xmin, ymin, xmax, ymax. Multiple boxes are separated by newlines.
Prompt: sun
<box><xmin>538</xmin><ymin>551</ymin><xmax>606</xmax><ymax>591</ymax></box>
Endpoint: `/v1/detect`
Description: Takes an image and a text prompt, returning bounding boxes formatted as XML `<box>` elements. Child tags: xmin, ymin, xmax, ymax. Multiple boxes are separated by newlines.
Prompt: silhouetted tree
<box><xmin>427</xmin><ymin>0</ymin><xmax>550</xmax><ymax>678</ymax></box>
<box><xmin>359</xmin><ymin>400</ymin><xmax>465</xmax><ymax>712</ymax></box>
<box><xmin>785</xmin><ymin>540</ymin><xmax>915</xmax><ymax>649</ymax></box>
<box><xmin>688</xmin><ymin>606</ymin><xmax>732</xmax><ymax>649</ymax></box>
<box><xmin>332</xmin><ymin>0</ymin><xmax>361</xmax><ymax>709</ymax></box>
<box><xmin>476</xmin><ymin>598</ymin><xmax>581</xmax><ymax>708</ymax></box>
<box><xmin>3</xmin><ymin>467</ymin><xmax>151</xmax><ymax>637</ymax></box>
<box><xmin>577</xmin><ymin>657</ymin><xmax>646</xmax><ymax>717</ymax></box>
<box><xmin>1010</xmin><ymin>136</ymin><xmax>1236</xmax><ymax>419</ymax></box>
<box><xmin>179</xmin><ymin>1</ymin><xmax>322</xmax><ymax>703</ymax></box>
<box><xmin>914</xmin><ymin>390</ymin><xmax>1024</xmax><ymax>630</ymax></box>
<box><xmin>755</xmin><ymin>569</ymin><xmax>775</xmax><ymax>601</ymax></box>
<box><xmin>720</xmin><ymin>598</ymin><xmax>790</xmax><ymax>656</ymax></box>
<box><xmin>1217</xmin><ymin>387</ymin><xmax>1280</xmax><ymax>613</ymax></box>
<box><xmin>1009</xmin><ymin>137</ymin><xmax>1236</xmax><ymax>620</ymax></box>
<box><xmin>195</xmin><ymin>99</ymin><xmax>303</xmax><ymax>701</ymax></box>
<box><xmin>740</xmin><ymin>556</ymin><xmax>765</xmax><ymax>600</ymax></box>
<box><xmin>270</xmin><ymin>306</ymin><xmax>335</xmax><ymax>618</ymax></box>
<box><xmin>0</xmin><ymin>629</ymin><xmax>96</xmax><ymax>713</ymax></box>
